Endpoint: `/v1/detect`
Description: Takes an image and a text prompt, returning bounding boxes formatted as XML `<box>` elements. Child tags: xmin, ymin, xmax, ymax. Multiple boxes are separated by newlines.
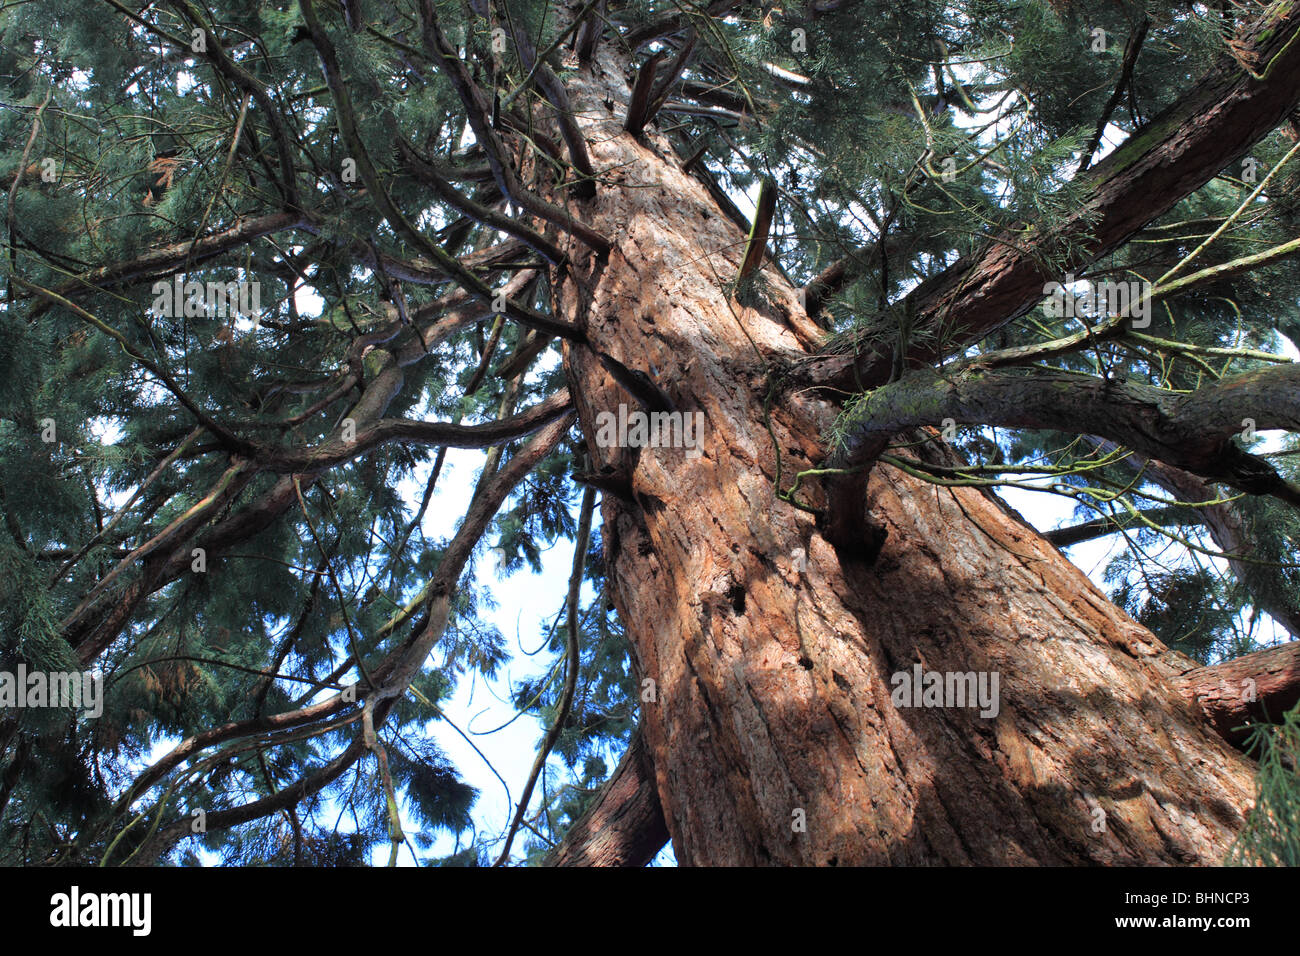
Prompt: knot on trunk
<box><xmin>700</xmin><ymin>569</ymin><xmax>748</xmax><ymax>616</ymax></box>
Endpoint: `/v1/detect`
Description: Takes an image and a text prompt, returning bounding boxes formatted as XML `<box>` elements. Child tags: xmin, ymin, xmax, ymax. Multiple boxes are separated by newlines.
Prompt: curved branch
<box><xmin>27</xmin><ymin>211</ymin><xmax>305</xmax><ymax>312</ymax></box>
<box><xmin>168</xmin><ymin>0</ymin><xmax>301</xmax><ymax>209</ymax></box>
<box><xmin>542</xmin><ymin>725</ymin><xmax>670</xmax><ymax>867</ymax></box>
<box><xmin>258</xmin><ymin>389</ymin><xmax>574</xmax><ymax>473</ymax></box>
<box><xmin>835</xmin><ymin>364</ymin><xmax>1300</xmax><ymax>506</ymax></box>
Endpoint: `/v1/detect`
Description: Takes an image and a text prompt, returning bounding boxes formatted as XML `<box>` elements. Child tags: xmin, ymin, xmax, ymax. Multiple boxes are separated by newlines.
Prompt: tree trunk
<box><xmin>555</xmin><ymin>47</ymin><xmax>1256</xmax><ymax>866</ymax></box>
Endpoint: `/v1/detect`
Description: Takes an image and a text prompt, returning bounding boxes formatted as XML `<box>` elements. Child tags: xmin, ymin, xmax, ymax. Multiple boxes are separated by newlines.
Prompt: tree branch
<box><xmin>801</xmin><ymin>3</ymin><xmax>1300</xmax><ymax>392</ymax></box>
<box><xmin>499</xmin><ymin>5</ymin><xmax>599</xmax><ymax>198</ymax></box>
<box><xmin>1076</xmin><ymin>18</ymin><xmax>1149</xmax><ymax>176</ymax></box>
<box><xmin>834</xmin><ymin>364</ymin><xmax>1300</xmax><ymax>507</ymax></box>
<box><xmin>124</xmin><ymin>411</ymin><xmax>577</xmax><ymax>863</ymax></box>
<box><xmin>302</xmin><ymin>0</ymin><xmax>588</xmax><ymax>343</ymax></box>
<box><xmin>258</xmin><ymin>389</ymin><xmax>574</xmax><ymax>473</ymax></box>
<box><xmin>543</xmin><ymin>725</ymin><xmax>670</xmax><ymax>866</ymax></box>
<box><xmin>1042</xmin><ymin>504</ymin><xmax>1196</xmax><ymax>548</ymax></box>
<box><xmin>1080</xmin><ymin>437</ymin><xmax>1300</xmax><ymax>640</ymax></box>
<box><xmin>419</xmin><ymin>1</ymin><xmax>612</xmax><ymax>254</ymax></box>
<box><xmin>397</xmin><ymin>139</ymin><xmax>567</xmax><ymax>264</ymax></box>
<box><xmin>1174</xmin><ymin>641</ymin><xmax>1300</xmax><ymax>748</ymax></box>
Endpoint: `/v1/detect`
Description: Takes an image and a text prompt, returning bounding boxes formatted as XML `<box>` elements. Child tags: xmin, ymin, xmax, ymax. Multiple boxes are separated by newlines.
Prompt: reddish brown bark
<box><xmin>1173</xmin><ymin>642</ymin><xmax>1300</xmax><ymax>749</ymax></box>
<box><xmin>543</xmin><ymin>728</ymin><xmax>670</xmax><ymax>867</ymax></box>
<box><xmin>546</xmin><ymin>638</ymin><xmax>1300</xmax><ymax>864</ymax></box>
<box><xmin>551</xmin><ymin>45</ymin><xmax>1259</xmax><ymax>866</ymax></box>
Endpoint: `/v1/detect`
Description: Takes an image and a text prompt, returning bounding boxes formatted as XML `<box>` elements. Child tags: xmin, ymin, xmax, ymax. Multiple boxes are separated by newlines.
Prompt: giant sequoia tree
<box><xmin>3</xmin><ymin>0</ymin><xmax>1300</xmax><ymax>867</ymax></box>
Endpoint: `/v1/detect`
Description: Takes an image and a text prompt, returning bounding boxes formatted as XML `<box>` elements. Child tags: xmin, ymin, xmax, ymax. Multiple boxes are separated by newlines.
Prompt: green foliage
<box><xmin>1229</xmin><ymin>702</ymin><xmax>1300</xmax><ymax>867</ymax></box>
<box><xmin>1106</xmin><ymin>560</ymin><xmax>1242</xmax><ymax>662</ymax></box>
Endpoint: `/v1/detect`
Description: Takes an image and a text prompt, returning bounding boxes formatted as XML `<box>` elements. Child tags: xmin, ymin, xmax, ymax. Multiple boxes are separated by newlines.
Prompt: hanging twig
<box><xmin>1076</xmin><ymin>19</ymin><xmax>1149</xmax><ymax>176</ymax></box>
<box><xmin>493</xmin><ymin>485</ymin><xmax>596</xmax><ymax>865</ymax></box>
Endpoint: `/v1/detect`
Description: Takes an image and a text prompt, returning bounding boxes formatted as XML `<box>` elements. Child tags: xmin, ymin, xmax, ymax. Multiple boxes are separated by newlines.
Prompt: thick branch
<box><xmin>737</xmin><ymin>175</ymin><xmax>776</xmax><ymax>282</ymax></box>
<box><xmin>574</xmin><ymin>0</ymin><xmax>605</xmax><ymax>64</ymax></box>
<box><xmin>543</xmin><ymin>726</ymin><xmax>670</xmax><ymax>867</ymax></box>
<box><xmin>28</xmin><ymin>211</ymin><xmax>304</xmax><ymax>310</ymax></box>
<box><xmin>1174</xmin><ymin>641</ymin><xmax>1300</xmax><ymax>748</ymax></box>
<box><xmin>625</xmin><ymin>50</ymin><xmax>666</xmax><ymax>136</ymax></box>
<box><xmin>836</xmin><ymin>364</ymin><xmax>1300</xmax><ymax>506</ymax></box>
<box><xmin>802</xmin><ymin>4</ymin><xmax>1300</xmax><ymax>391</ymax></box>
